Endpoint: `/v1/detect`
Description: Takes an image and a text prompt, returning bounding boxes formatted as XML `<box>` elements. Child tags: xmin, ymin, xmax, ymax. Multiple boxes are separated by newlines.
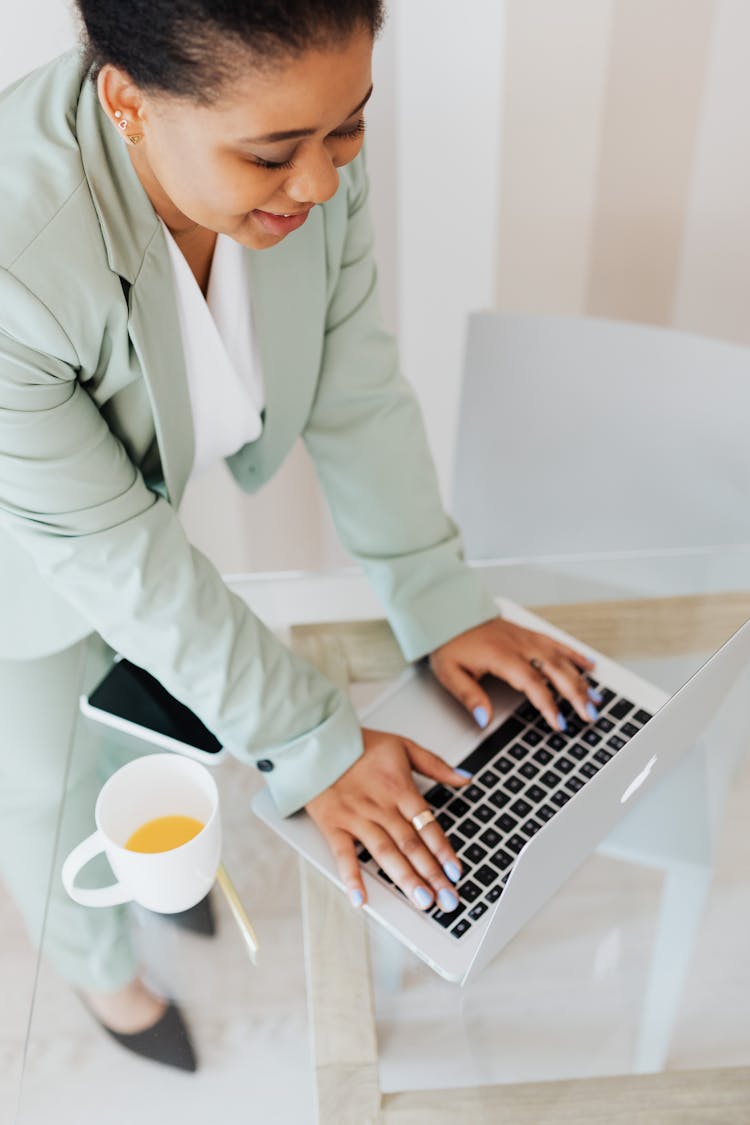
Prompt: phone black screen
<box><xmin>87</xmin><ymin>658</ymin><xmax>223</xmax><ymax>755</ymax></box>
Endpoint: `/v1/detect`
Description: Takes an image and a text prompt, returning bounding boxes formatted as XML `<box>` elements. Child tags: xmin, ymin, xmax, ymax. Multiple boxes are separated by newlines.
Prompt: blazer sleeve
<box><xmin>303</xmin><ymin>160</ymin><xmax>499</xmax><ymax>660</ymax></box>
<box><xmin>0</xmin><ymin>266</ymin><xmax>363</xmax><ymax>816</ymax></box>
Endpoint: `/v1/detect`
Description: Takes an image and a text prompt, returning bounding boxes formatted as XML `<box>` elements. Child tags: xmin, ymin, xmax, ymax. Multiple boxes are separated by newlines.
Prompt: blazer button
<box><xmin>257</xmin><ymin>759</ymin><xmax>274</xmax><ymax>773</ymax></box>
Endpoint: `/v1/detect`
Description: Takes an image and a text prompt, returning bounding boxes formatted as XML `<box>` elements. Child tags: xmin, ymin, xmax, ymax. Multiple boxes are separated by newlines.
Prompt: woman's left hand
<box><xmin>429</xmin><ymin>617</ymin><xmax>600</xmax><ymax>733</ymax></box>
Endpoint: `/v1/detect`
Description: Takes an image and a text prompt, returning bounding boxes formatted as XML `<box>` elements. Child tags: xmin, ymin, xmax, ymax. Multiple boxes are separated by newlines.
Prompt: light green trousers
<box><xmin>0</xmin><ymin>632</ymin><xmax>140</xmax><ymax>992</ymax></box>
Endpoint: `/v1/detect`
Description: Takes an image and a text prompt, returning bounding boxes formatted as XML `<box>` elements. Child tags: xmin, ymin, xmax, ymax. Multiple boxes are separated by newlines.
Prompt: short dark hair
<box><xmin>76</xmin><ymin>0</ymin><xmax>385</xmax><ymax>104</ymax></box>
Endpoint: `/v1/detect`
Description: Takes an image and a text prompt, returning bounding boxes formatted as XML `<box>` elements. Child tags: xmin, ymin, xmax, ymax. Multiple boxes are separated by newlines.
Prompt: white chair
<box><xmin>451</xmin><ymin>312</ymin><xmax>750</xmax><ymax>1072</ymax></box>
<box><xmin>453</xmin><ymin>312</ymin><xmax>750</xmax><ymax>561</ymax></box>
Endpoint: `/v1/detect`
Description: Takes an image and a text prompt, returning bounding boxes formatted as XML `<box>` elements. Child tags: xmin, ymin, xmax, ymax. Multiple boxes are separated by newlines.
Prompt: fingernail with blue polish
<box><xmin>443</xmin><ymin>860</ymin><xmax>461</xmax><ymax>883</ymax></box>
<box><xmin>586</xmin><ymin>701</ymin><xmax>600</xmax><ymax>720</ymax></box>
<box><xmin>557</xmin><ymin>712</ymin><xmax>568</xmax><ymax>732</ymax></box>
<box><xmin>588</xmin><ymin>688</ymin><xmax>603</xmax><ymax>704</ymax></box>
<box><xmin>473</xmin><ymin>705</ymin><xmax>489</xmax><ymax>729</ymax></box>
<box><xmin>349</xmin><ymin>889</ymin><xmax>363</xmax><ymax>908</ymax></box>
<box><xmin>413</xmin><ymin>886</ymin><xmax>433</xmax><ymax>909</ymax></box>
<box><xmin>454</xmin><ymin>768</ymin><xmax>473</xmax><ymax>780</ymax></box>
<box><xmin>438</xmin><ymin>888</ymin><xmax>459</xmax><ymax>912</ymax></box>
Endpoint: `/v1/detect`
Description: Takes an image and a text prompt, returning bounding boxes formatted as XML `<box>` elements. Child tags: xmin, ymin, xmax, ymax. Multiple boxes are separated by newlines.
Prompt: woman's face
<box><xmin>98</xmin><ymin>26</ymin><xmax>373</xmax><ymax>248</ymax></box>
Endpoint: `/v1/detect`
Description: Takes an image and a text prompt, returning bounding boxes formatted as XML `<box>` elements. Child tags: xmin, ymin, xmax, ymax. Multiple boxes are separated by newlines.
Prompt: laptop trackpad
<box><xmin>358</xmin><ymin>665</ymin><xmax>523</xmax><ymax>775</ymax></box>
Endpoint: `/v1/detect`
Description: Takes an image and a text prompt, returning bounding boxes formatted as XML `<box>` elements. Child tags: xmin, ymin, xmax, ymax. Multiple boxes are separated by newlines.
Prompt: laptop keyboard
<box><xmin>356</xmin><ymin>676</ymin><xmax>653</xmax><ymax>941</ymax></box>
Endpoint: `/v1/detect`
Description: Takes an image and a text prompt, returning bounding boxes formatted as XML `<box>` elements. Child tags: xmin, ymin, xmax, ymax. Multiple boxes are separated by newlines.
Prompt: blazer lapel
<box><xmin>226</xmin><ymin>209</ymin><xmax>327</xmax><ymax>488</ymax></box>
<box><xmin>77</xmin><ymin>72</ymin><xmax>195</xmax><ymax>508</ymax></box>
<box><xmin>127</xmin><ymin>231</ymin><xmax>195</xmax><ymax>508</ymax></box>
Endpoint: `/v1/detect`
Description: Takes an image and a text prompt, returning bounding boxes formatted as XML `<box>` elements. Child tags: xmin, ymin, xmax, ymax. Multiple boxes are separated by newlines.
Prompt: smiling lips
<box><xmin>253</xmin><ymin>207</ymin><xmax>312</xmax><ymax>236</ymax></box>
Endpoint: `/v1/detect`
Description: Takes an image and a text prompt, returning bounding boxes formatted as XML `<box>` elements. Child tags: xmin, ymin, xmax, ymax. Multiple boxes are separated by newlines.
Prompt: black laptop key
<box><xmin>448</xmin><ymin>832</ymin><xmax>463</xmax><ymax>852</ymax></box>
<box><xmin>594</xmin><ymin>748</ymin><xmax>612</xmax><ymax>765</ymax></box>
<box><xmin>459</xmin><ymin>716</ymin><xmax>524</xmax><ymax>774</ymax></box>
<box><xmin>489</xmin><ymin>790</ymin><xmax>511</xmax><ymax>810</ymax></box>
<box><xmin>565</xmin><ymin>776</ymin><xmax>585</xmax><ymax>794</ymax></box>
<box><xmin>475</xmin><ymin>864</ymin><xmax>498</xmax><ymax>888</ymax></box>
<box><xmin>510</xmin><ymin>798</ymin><xmax>532</xmax><ymax>818</ymax></box>
<box><xmin>459</xmin><ymin>878</ymin><xmax>483</xmax><ymax>902</ymax></box>
<box><xmin>555</xmin><ymin>756</ymin><xmax>574</xmax><ymax>774</ymax></box>
<box><xmin>599</xmin><ymin>688</ymin><xmax>616</xmax><ymax>707</ymax></box>
<box><xmin>634</xmin><ymin>708</ymin><xmax>653</xmax><ymax>724</ymax></box>
<box><xmin>491</xmin><ymin>848</ymin><xmax>513</xmax><ymax>870</ymax></box>
<box><xmin>486</xmin><ymin>884</ymin><xmax>504</xmax><ymax>903</ymax></box>
<box><xmin>505</xmin><ymin>776</ymin><xmax>524</xmax><ymax>794</ymax></box>
<box><xmin>469</xmin><ymin>902</ymin><xmax>488</xmax><ymax>921</ymax></box>
<box><xmin>463</xmin><ymin>842</ymin><xmax>487</xmax><ymax>866</ymax></box>
<box><xmin>479</xmin><ymin>827</ymin><xmax>502</xmax><ymax>849</ymax></box>
<box><xmin>519</xmin><ymin>762</ymin><xmax>539</xmax><ymax>780</ymax></box>
<box><xmin>447</xmin><ymin>797</ymin><xmax>470</xmax><ymax>818</ymax></box>
<box><xmin>548</xmin><ymin>734</ymin><xmax>566</xmax><ymax>752</ymax></box>
<box><xmin>540</xmin><ymin>770</ymin><xmax>562</xmax><ymax>788</ymax></box>
<box><xmin>433</xmin><ymin>902</ymin><xmax>465</xmax><ymax>928</ymax></box>
<box><xmin>533</xmin><ymin>748</ymin><xmax>553</xmax><ymax>765</ymax></box>
<box><xmin>551</xmin><ymin>790</ymin><xmax>570</xmax><ymax>808</ymax></box>
<box><xmin>596</xmin><ymin>717</ymin><xmax>615</xmax><ymax>733</ymax></box>
<box><xmin>358</xmin><ymin>849</ymin><xmax>371</xmax><ymax>864</ymax></box>
<box><xmin>497</xmin><ymin>813</ymin><xmax>518</xmax><ymax>833</ymax></box>
<box><xmin>522</xmin><ymin>818</ymin><xmax>541</xmax><ymax>837</ymax></box>
<box><xmin>607</xmin><ymin>735</ymin><xmax>626</xmax><ymax>751</ymax></box>
<box><xmin>424</xmin><ymin>784</ymin><xmax>452</xmax><ymax>808</ymax></box>
<box><xmin>509</xmin><ymin>743</ymin><xmax>529</xmax><ymax>761</ymax></box>
<box><xmin>436</xmin><ymin>811</ymin><xmax>455</xmax><ymax>832</ymax></box>
<box><xmin>526</xmin><ymin>784</ymin><xmax>546</xmax><ymax>804</ymax></box>
<box><xmin>474</xmin><ymin>803</ymin><xmax>494</xmax><ymax>824</ymax></box>
<box><xmin>582</xmin><ymin>729</ymin><xmax>601</xmax><ymax>746</ymax></box>
<box><xmin>622</xmin><ymin>721</ymin><xmax>640</xmax><ymax>739</ymax></box>
<box><xmin>506</xmin><ymin>833</ymin><xmax>527</xmax><ymax>854</ymax></box>
<box><xmin>478</xmin><ymin>769</ymin><xmax>500</xmax><ymax>788</ymax></box>
<box><xmin>450</xmin><ymin>919</ymin><xmax>472</xmax><ymax>939</ymax></box>
<box><xmin>457</xmin><ymin>817</ymin><xmax>481</xmax><ymax>839</ymax></box>
<box><xmin>517</xmin><ymin>701</ymin><xmax>537</xmax><ymax>722</ymax></box>
<box><xmin>522</xmin><ymin>728</ymin><xmax>542</xmax><ymax>746</ymax></box>
<box><xmin>376</xmin><ymin>867</ymin><xmax>393</xmax><ymax>884</ymax></box>
<box><xmin>495</xmin><ymin>756</ymin><xmax>514</xmax><ymax>775</ymax></box>
<box><xmin>609</xmin><ymin>697</ymin><xmax>634</xmax><ymax>720</ymax></box>
<box><xmin>537</xmin><ymin>803</ymin><xmax>555</xmax><ymax>822</ymax></box>
<box><xmin>462</xmin><ymin>784</ymin><xmax>485</xmax><ymax>804</ymax></box>
<box><xmin>580</xmin><ymin>761</ymin><xmax>598</xmax><ymax>779</ymax></box>
<box><xmin>568</xmin><ymin>742</ymin><xmax>588</xmax><ymax>760</ymax></box>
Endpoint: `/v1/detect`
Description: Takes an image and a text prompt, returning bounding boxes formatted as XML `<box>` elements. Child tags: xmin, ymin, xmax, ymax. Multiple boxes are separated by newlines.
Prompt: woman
<box><xmin>0</xmin><ymin>0</ymin><xmax>601</xmax><ymax>1070</ymax></box>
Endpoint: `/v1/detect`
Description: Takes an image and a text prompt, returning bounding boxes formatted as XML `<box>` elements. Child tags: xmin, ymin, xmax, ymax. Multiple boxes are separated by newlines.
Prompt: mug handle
<box><xmin>61</xmin><ymin>830</ymin><xmax>133</xmax><ymax>907</ymax></box>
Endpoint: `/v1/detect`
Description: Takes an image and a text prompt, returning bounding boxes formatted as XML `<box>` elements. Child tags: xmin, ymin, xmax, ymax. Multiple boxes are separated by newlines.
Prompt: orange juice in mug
<box><xmin>62</xmin><ymin>754</ymin><xmax>221</xmax><ymax>913</ymax></box>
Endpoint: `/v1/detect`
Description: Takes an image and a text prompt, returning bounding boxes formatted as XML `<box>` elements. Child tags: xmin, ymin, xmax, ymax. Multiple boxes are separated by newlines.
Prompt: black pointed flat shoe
<box><xmin>162</xmin><ymin>892</ymin><xmax>216</xmax><ymax>936</ymax></box>
<box><xmin>94</xmin><ymin>1000</ymin><xmax>198</xmax><ymax>1072</ymax></box>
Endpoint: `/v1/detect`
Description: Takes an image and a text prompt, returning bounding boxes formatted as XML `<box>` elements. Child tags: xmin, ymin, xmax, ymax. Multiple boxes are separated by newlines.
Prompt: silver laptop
<box><xmin>252</xmin><ymin>598</ymin><xmax>749</xmax><ymax>984</ymax></box>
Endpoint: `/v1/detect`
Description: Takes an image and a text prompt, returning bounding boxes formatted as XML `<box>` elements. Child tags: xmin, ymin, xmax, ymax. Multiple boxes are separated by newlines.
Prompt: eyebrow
<box><xmin>238</xmin><ymin>85</ymin><xmax>374</xmax><ymax>145</ymax></box>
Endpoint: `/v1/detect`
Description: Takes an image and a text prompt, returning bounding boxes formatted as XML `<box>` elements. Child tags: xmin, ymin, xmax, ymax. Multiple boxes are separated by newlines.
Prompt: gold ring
<box><xmin>530</xmin><ymin>657</ymin><xmax>545</xmax><ymax>672</ymax></box>
<box><xmin>411</xmin><ymin>809</ymin><xmax>436</xmax><ymax>833</ymax></box>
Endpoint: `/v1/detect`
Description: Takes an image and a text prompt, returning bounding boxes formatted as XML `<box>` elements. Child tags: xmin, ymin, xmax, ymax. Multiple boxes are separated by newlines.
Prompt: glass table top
<box><xmin>7</xmin><ymin>546</ymin><xmax>750</xmax><ymax>1123</ymax></box>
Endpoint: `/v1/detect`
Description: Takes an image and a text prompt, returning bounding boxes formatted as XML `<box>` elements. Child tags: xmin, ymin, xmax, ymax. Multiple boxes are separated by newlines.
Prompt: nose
<box><xmin>285</xmin><ymin>145</ymin><xmax>340</xmax><ymax>206</ymax></box>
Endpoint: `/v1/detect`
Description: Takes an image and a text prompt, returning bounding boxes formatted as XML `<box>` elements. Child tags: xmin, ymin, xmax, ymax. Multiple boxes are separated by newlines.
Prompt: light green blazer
<box><xmin>0</xmin><ymin>50</ymin><xmax>497</xmax><ymax>815</ymax></box>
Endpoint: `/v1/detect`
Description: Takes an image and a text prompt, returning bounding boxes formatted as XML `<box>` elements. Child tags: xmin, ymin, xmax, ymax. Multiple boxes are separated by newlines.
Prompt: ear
<box><xmin>97</xmin><ymin>64</ymin><xmax>146</xmax><ymax>131</ymax></box>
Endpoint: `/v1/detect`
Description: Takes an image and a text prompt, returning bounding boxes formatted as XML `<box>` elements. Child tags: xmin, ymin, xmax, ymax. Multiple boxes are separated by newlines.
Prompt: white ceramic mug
<box><xmin>62</xmin><ymin>754</ymin><xmax>221</xmax><ymax>913</ymax></box>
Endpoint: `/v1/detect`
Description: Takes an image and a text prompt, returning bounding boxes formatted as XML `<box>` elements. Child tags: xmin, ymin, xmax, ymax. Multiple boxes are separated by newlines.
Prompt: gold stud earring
<box><xmin>127</xmin><ymin>134</ymin><xmax>144</xmax><ymax>145</ymax></box>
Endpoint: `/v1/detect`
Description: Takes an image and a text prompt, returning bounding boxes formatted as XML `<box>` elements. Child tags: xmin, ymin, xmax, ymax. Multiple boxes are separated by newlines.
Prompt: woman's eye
<box><xmin>252</xmin><ymin>156</ymin><xmax>296</xmax><ymax>171</ymax></box>
<box><xmin>332</xmin><ymin>118</ymin><xmax>366</xmax><ymax>141</ymax></box>
<box><xmin>249</xmin><ymin>118</ymin><xmax>366</xmax><ymax>171</ymax></box>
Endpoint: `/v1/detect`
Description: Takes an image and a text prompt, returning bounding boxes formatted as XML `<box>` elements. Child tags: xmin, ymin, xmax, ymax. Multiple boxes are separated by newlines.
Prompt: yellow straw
<box><xmin>216</xmin><ymin>862</ymin><xmax>260</xmax><ymax>966</ymax></box>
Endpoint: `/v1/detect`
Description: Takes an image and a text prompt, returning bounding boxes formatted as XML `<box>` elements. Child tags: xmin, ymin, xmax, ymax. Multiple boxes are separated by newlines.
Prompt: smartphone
<box><xmin>79</xmin><ymin>654</ymin><xmax>226</xmax><ymax>765</ymax></box>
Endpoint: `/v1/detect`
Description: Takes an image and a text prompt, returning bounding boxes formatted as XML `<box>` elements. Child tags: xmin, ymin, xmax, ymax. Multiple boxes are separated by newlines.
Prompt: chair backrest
<box><xmin>452</xmin><ymin>313</ymin><xmax>750</xmax><ymax>559</ymax></box>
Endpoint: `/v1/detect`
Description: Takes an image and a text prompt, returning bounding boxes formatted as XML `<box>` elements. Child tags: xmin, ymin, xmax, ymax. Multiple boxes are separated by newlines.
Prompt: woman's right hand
<box><xmin>304</xmin><ymin>727</ymin><xmax>472</xmax><ymax>914</ymax></box>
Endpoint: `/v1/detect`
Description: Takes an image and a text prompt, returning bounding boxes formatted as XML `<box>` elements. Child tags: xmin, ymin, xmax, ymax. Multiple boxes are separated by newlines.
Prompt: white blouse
<box><xmin>160</xmin><ymin>220</ymin><xmax>265</xmax><ymax>481</ymax></box>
